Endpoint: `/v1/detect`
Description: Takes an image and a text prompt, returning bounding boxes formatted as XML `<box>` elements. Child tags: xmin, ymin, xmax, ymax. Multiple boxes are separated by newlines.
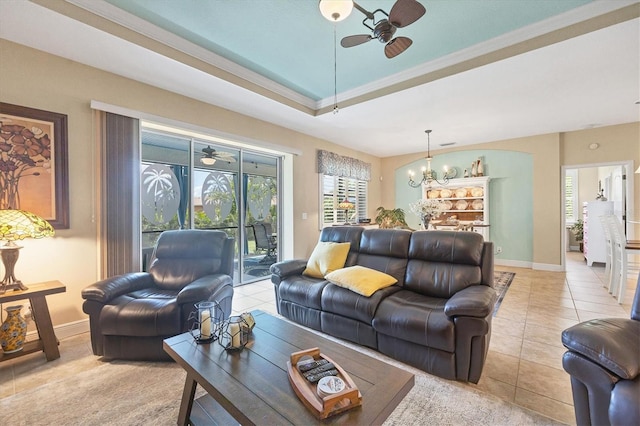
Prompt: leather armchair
<box><xmin>82</xmin><ymin>230</ymin><xmax>235</xmax><ymax>361</ymax></box>
<box><xmin>561</xmin><ymin>273</ymin><xmax>640</xmax><ymax>426</ymax></box>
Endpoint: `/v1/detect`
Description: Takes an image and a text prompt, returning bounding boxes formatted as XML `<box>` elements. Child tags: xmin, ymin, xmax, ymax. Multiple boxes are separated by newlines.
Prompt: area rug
<box><xmin>0</xmin><ymin>335</ymin><xmax>559</xmax><ymax>425</ymax></box>
<box><xmin>493</xmin><ymin>271</ymin><xmax>516</xmax><ymax>315</ymax></box>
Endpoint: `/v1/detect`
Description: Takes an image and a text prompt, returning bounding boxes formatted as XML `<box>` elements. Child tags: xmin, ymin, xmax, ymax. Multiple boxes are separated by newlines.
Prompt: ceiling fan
<box><xmin>200</xmin><ymin>145</ymin><xmax>236</xmax><ymax>165</ymax></box>
<box><xmin>341</xmin><ymin>0</ymin><xmax>426</xmax><ymax>59</ymax></box>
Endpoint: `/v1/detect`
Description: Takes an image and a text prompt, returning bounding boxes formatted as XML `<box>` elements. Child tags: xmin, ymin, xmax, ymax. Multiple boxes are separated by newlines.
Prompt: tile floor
<box><xmin>230</xmin><ymin>251</ymin><xmax>637</xmax><ymax>425</ymax></box>
<box><xmin>1</xmin><ymin>251</ymin><xmax>636</xmax><ymax>425</ymax></box>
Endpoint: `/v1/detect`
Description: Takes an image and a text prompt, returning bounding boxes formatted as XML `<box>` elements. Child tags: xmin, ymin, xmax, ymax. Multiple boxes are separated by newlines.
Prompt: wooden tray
<box><xmin>287</xmin><ymin>347</ymin><xmax>362</xmax><ymax>419</ymax></box>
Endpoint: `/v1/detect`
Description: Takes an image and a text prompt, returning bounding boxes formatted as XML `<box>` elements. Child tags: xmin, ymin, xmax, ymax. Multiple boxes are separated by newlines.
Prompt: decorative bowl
<box><xmin>455</xmin><ymin>200</ymin><xmax>469</xmax><ymax>210</ymax></box>
<box><xmin>455</xmin><ymin>188</ymin><xmax>468</xmax><ymax>198</ymax></box>
<box><xmin>471</xmin><ymin>187</ymin><xmax>484</xmax><ymax>197</ymax></box>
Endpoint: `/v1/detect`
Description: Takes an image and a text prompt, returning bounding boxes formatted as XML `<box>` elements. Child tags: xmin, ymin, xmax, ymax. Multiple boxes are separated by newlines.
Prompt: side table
<box><xmin>0</xmin><ymin>280</ymin><xmax>66</xmax><ymax>362</ymax></box>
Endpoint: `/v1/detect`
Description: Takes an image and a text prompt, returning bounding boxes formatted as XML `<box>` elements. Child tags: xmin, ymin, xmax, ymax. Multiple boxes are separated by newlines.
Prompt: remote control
<box><xmin>306</xmin><ymin>369</ymin><xmax>339</xmax><ymax>383</ymax></box>
<box><xmin>303</xmin><ymin>362</ymin><xmax>335</xmax><ymax>378</ymax></box>
<box><xmin>297</xmin><ymin>358</ymin><xmax>328</xmax><ymax>373</ymax></box>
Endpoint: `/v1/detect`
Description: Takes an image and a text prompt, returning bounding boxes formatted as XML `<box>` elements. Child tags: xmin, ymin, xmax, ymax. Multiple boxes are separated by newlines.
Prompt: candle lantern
<box><xmin>189</xmin><ymin>301</ymin><xmax>222</xmax><ymax>344</ymax></box>
<box><xmin>219</xmin><ymin>315</ymin><xmax>250</xmax><ymax>351</ymax></box>
<box><xmin>240</xmin><ymin>312</ymin><xmax>255</xmax><ymax>333</ymax></box>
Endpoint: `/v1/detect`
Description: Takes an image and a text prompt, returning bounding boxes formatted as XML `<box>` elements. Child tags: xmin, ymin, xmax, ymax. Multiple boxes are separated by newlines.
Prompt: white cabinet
<box><xmin>583</xmin><ymin>201</ymin><xmax>613</xmax><ymax>266</ymax></box>
<box><xmin>423</xmin><ymin>176</ymin><xmax>490</xmax><ymax>240</ymax></box>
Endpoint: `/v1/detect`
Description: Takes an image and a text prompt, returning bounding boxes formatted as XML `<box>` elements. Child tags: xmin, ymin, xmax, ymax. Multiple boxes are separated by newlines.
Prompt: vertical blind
<box><xmin>101</xmin><ymin>112</ymin><xmax>141</xmax><ymax>277</ymax></box>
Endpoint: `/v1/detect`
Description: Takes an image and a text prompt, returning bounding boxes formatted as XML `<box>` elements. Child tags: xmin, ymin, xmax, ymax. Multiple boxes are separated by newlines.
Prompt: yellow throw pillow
<box><xmin>325</xmin><ymin>265</ymin><xmax>397</xmax><ymax>297</ymax></box>
<box><xmin>302</xmin><ymin>242</ymin><xmax>351</xmax><ymax>279</ymax></box>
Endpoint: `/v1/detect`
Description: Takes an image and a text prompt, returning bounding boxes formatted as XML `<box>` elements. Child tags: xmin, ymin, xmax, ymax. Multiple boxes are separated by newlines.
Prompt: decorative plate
<box><xmin>439</xmin><ymin>189</ymin><xmax>452</xmax><ymax>198</ymax></box>
<box><xmin>427</xmin><ymin>190</ymin><xmax>440</xmax><ymax>199</ymax></box>
<box><xmin>472</xmin><ymin>199</ymin><xmax>484</xmax><ymax>210</ymax></box>
<box><xmin>471</xmin><ymin>187</ymin><xmax>484</xmax><ymax>197</ymax></box>
<box><xmin>455</xmin><ymin>200</ymin><xmax>468</xmax><ymax>210</ymax></box>
<box><xmin>443</xmin><ymin>200</ymin><xmax>453</xmax><ymax>210</ymax></box>
<box><xmin>454</xmin><ymin>188</ymin><xmax>467</xmax><ymax>198</ymax></box>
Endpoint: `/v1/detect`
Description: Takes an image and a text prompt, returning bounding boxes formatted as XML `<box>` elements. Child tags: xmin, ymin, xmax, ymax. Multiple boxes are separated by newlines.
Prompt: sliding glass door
<box><xmin>140</xmin><ymin>127</ymin><xmax>280</xmax><ymax>285</ymax></box>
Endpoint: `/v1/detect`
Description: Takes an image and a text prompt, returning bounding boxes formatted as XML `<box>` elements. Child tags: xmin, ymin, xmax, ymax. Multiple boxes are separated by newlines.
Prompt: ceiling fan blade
<box><xmin>389</xmin><ymin>0</ymin><xmax>426</xmax><ymax>28</ymax></box>
<box><xmin>341</xmin><ymin>34</ymin><xmax>373</xmax><ymax>48</ymax></box>
<box><xmin>214</xmin><ymin>153</ymin><xmax>237</xmax><ymax>162</ymax></box>
<box><xmin>385</xmin><ymin>37</ymin><xmax>412</xmax><ymax>58</ymax></box>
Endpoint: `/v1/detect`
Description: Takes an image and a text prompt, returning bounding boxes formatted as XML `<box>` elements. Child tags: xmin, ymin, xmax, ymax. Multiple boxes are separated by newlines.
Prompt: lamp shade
<box><xmin>319</xmin><ymin>0</ymin><xmax>353</xmax><ymax>22</ymax></box>
<box><xmin>338</xmin><ymin>199</ymin><xmax>354</xmax><ymax>210</ymax></box>
<box><xmin>0</xmin><ymin>210</ymin><xmax>55</xmax><ymax>242</ymax></box>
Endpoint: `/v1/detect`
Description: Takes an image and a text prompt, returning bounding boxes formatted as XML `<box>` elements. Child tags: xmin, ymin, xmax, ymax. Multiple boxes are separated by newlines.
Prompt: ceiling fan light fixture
<box><xmin>319</xmin><ymin>0</ymin><xmax>353</xmax><ymax>22</ymax></box>
<box><xmin>200</xmin><ymin>157</ymin><xmax>216</xmax><ymax>166</ymax></box>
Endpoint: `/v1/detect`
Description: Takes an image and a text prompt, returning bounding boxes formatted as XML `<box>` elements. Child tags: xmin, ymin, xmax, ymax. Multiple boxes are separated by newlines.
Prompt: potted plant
<box><xmin>374</xmin><ymin>207</ymin><xmax>410</xmax><ymax>229</ymax></box>
<box><xmin>570</xmin><ymin>219</ymin><xmax>584</xmax><ymax>252</ymax></box>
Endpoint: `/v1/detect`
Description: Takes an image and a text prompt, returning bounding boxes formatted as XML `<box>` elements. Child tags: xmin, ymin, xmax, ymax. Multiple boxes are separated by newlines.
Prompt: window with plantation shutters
<box><xmin>320</xmin><ymin>174</ymin><xmax>368</xmax><ymax>228</ymax></box>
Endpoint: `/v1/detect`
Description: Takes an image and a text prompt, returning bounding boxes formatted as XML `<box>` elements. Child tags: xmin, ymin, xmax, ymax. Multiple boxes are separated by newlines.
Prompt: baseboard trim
<box><xmin>26</xmin><ymin>318</ymin><xmax>90</xmax><ymax>341</ymax></box>
<box><xmin>495</xmin><ymin>259</ymin><xmax>564</xmax><ymax>272</ymax></box>
<box><xmin>495</xmin><ymin>259</ymin><xmax>532</xmax><ymax>269</ymax></box>
<box><xmin>532</xmin><ymin>263</ymin><xmax>564</xmax><ymax>272</ymax></box>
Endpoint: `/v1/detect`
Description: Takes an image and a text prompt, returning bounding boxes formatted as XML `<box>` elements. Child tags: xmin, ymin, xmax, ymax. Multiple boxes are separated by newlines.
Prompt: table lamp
<box><xmin>0</xmin><ymin>210</ymin><xmax>55</xmax><ymax>294</ymax></box>
<box><xmin>338</xmin><ymin>198</ymin><xmax>355</xmax><ymax>225</ymax></box>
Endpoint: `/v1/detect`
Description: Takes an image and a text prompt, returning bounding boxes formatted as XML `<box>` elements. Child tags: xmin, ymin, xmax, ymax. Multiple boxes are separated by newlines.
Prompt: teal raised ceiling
<box><xmin>104</xmin><ymin>0</ymin><xmax>593</xmax><ymax>101</ymax></box>
<box><xmin>395</xmin><ymin>149</ymin><xmax>533</xmax><ymax>263</ymax></box>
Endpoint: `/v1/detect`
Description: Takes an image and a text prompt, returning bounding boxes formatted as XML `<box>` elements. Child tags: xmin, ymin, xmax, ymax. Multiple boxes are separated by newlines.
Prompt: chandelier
<box><xmin>408</xmin><ymin>130</ymin><xmax>457</xmax><ymax>188</ymax></box>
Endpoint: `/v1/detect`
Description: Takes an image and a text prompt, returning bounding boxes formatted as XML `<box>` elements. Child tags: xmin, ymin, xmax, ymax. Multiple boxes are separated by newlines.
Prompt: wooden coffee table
<box><xmin>163</xmin><ymin>310</ymin><xmax>414</xmax><ymax>425</ymax></box>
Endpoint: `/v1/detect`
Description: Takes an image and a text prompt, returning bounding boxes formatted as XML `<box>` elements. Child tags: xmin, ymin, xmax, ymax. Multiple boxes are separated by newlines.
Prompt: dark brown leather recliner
<box><xmin>82</xmin><ymin>230</ymin><xmax>235</xmax><ymax>361</ymax></box>
<box><xmin>561</xmin><ymin>273</ymin><xmax>640</xmax><ymax>426</ymax></box>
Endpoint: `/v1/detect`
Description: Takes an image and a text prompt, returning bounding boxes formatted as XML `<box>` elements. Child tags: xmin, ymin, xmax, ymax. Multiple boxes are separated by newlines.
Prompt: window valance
<box><xmin>317</xmin><ymin>150</ymin><xmax>371</xmax><ymax>181</ymax></box>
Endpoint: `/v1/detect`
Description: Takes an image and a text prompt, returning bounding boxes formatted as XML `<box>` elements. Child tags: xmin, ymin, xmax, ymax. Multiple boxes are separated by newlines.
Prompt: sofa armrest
<box><xmin>81</xmin><ymin>272</ymin><xmax>154</xmax><ymax>303</ymax></box>
<box><xmin>270</xmin><ymin>259</ymin><xmax>308</xmax><ymax>284</ymax></box>
<box><xmin>562</xmin><ymin>318</ymin><xmax>640</xmax><ymax>380</ymax></box>
<box><xmin>177</xmin><ymin>274</ymin><xmax>233</xmax><ymax>305</ymax></box>
<box><xmin>444</xmin><ymin>285</ymin><xmax>497</xmax><ymax>318</ymax></box>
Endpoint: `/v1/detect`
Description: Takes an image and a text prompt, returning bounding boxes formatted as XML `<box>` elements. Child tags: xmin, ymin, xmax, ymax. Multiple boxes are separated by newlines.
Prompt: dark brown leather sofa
<box><xmin>270</xmin><ymin>226</ymin><xmax>495</xmax><ymax>383</ymax></box>
<box><xmin>82</xmin><ymin>229</ymin><xmax>235</xmax><ymax>361</ymax></box>
<box><xmin>561</xmin><ymin>273</ymin><xmax>640</xmax><ymax>426</ymax></box>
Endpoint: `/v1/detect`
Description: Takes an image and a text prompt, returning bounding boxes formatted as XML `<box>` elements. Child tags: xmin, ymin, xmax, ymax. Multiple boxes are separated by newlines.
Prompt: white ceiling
<box><xmin>0</xmin><ymin>0</ymin><xmax>638</xmax><ymax>158</ymax></box>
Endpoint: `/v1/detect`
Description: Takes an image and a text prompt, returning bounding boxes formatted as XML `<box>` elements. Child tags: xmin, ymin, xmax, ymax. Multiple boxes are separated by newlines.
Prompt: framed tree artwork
<box><xmin>0</xmin><ymin>102</ymin><xmax>69</xmax><ymax>229</ymax></box>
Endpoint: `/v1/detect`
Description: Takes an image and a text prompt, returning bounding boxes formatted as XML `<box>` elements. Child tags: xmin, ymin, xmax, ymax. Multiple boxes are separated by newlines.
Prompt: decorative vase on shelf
<box><xmin>421</xmin><ymin>214</ymin><xmax>431</xmax><ymax>230</ymax></box>
<box><xmin>471</xmin><ymin>162</ymin><xmax>477</xmax><ymax>177</ymax></box>
<box><xmin>477</xmin><ymin>158</ymin><xmax>484</xmax><ymax>176</ymax></box>
<box><xmin>0</xmin><ymin>305</ymin><xmax>28</xmax><ymax>353</ymax></box>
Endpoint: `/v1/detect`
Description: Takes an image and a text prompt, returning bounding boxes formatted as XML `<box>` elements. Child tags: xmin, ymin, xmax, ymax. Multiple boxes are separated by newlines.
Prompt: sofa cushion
<box><xmin>356</xmin><ymin>229</ymin><xmax>411</xmax><ymax>286</ymax></box>
<box><xmin>325</xmin><ymin>265</ymin><xmax>397</xmax><ymax>297</ymax></box>
<box><xmin>319</xmin><ymin>226</ymin><xmax>364</xmax><ymax>267</ymax></box>
<box><xmin>303</xmin><ymin>241</ymin><xmax>351</xmax><ymax>278</ymax></box>
<box><xmin>321</xmin><ymin>284</ymin><xmax>400</xmax><ymax>324</ymax></box>
<box><xmin>405</xmin><ymin>231</ymin><xmax>483</xmax><ymax>298</ymax></box>
<box><xmin>150</xmin><ymin>230</ymin><xmax>228</xmax><ymax>291</ymax></box>
<box><xmin>373</xmin><ymin>290</ymin><xmax>455</xmax><ymax>353</ymax></box>
<box><xmin>278</xmin><ymin>275</ymin><xmax>329</xmax><ymax>310</ymax></box>
<box><xmin>100</xmin><ymin>289</ymin><xmax>181</xmax><ymax>337</ymax></box>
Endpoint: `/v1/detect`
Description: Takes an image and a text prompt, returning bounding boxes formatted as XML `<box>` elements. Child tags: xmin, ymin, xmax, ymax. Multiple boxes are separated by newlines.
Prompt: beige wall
<box><xmin>382</xmin><ymin>123</ymin><xmax>639</xmax><ymax>267</ymax></box>
<box><xmin>2</xmin><ymin>38</ymin><xmax>638</xmax><ymax>327</ymax></box>
<box><xmin>0</xmin><ymin>40</ymin><xmax>381</xmax><ymax>325</ymax></box>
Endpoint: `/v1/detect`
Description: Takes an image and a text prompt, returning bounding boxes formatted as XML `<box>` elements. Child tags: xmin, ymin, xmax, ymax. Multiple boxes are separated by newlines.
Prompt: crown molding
<box><xmin>67</xmin><ymin>0</ymin><xmax>638</xmax><ymax>114</ymax></box>
<box><xmin>317</xmin><ymin>0</ymin><xmax>640</xmax><ymax>109</ymax></box>
<box><xmin>66</xmin><ymin>0</ymin><xmax>318</xmax><ymax>110</ymax></box>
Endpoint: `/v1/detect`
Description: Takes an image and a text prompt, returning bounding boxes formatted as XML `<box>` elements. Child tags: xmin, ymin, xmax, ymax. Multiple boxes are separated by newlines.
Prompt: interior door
<box><xmin>610</xmin><ymin>165</ymin><xmax>625</xmax><ymax>224</ymax></box>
